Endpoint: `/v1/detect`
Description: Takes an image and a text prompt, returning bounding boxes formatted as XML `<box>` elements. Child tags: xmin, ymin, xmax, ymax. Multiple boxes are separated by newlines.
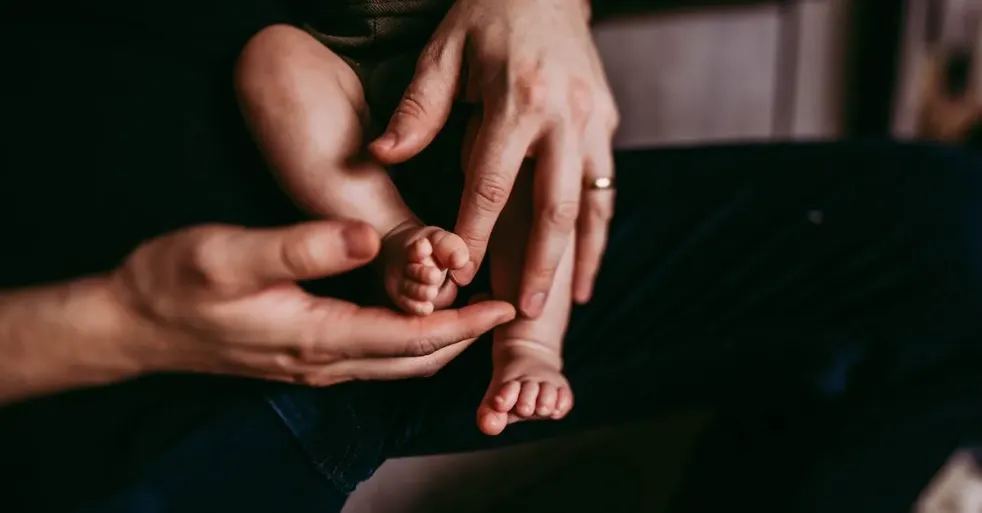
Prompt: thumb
<box><xmin>220</xmin><ymin>220</ymin><xmax>380</xmax><ymax>288</ymax></box>
<box><xmin>369</xmin><ymin>36</ymin><xmax>464</xmax><ymax>164</ymax></box>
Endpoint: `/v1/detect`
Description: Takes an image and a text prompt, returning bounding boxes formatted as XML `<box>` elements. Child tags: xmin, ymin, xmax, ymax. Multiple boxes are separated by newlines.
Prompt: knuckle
<box><xmin>187</xmin><ymin>230</ymin><xmax>233</xmax><ymax>285</ymax></box>
<box><xmin>568</xmin><ymin>78</ymin><xmax>594</xmax><ymax>125</ymax></box>
<box><xmin>510</xmin><ymin>62</ymin><xmax>550</xmax><ymax>113</ymax></box>
<box><xmin>403</xmin><ymin>320</ymin><xmax>441</xmax><ymax>358</ymax></box>
<box><xmin>605</xmin><ymin>103</ymin><xmax>621</xmax><ymax>134</ymax></box>
<box><xmin>471</xmin><ymin>175</ymin><xmax>511</xmax><ymax>212</ymax></box>
<box><xmin>298</xmin><ymin>302</ymin><xmax>353</xmax><ymax>355</ymax></box>
<box><xmin>527</xmin><ymin>262</ymin><xmax>559</xmax><ymax>284</ymax></box>
<box><xmin>288</xmin><ymin>337</ymin><xmax>319</xmax><ymax>363</ymax></box>
<box><xmin>394</xmin><ymin>93</ymin><xmax>427</xmax><ymax>121</ymax></box>
<box><xmin>592</xmin><ymin>96</ymin><xmax>621</xmax><ymax>135</ymax></box>
<box><xmin>543</xmin><ymin>200</ymin><xmax>580</xmax><ymax>231</ymax></box>
<box><xmin>279</xmin><ymin>231</ymin><xmax>321</xmax><ymax>277</ymax></box>
<box><xmin>585</xmin><ymin>196</ymin><xmax>615</xmax><ymax>223</ymax></box>
<box><xmin>406</xmin><ymin>337</ymin><xmax>440</xmax><ymax>358</ymax></box>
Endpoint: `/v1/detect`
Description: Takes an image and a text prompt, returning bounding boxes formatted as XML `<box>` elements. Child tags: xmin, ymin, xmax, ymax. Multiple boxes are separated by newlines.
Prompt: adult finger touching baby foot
<box><xmin>383</xmin><ymin>223</ymin><xmax>469</xmax><ymax>315</ymax></box>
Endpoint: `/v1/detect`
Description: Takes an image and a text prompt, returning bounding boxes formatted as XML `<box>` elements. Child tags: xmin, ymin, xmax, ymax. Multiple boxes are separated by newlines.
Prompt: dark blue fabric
<box><xmin>76</xmin><ymin>397</ymin><xmax>348</xmax><ymax>513</ymax></box>
<box><xmin>2</xmin><ymin>9</ymin><xmax>982</xmax><ymax>513</ymax></box>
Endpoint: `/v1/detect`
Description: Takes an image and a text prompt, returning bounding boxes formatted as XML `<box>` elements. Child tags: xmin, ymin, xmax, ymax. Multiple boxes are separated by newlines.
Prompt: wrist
<box><xmin>0</xmin><ymin>276</ymin><xmax>149</xmax><ymax>404</ymax></box>
<box><xmin>58</xmin><ymin>276</ymin><xmax>149</xmax><ymax>382</ymax></box>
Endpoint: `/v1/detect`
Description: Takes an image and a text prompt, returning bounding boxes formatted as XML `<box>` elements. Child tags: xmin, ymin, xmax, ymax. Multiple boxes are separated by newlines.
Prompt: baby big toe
<box><xmin>478</xmin><ymin>380</ymin><xmax>520</xmax><ymax>436</ymax></box>
<box><xmin>408</xmin><ymin>238</ymin><xmax>434</xmax><ymax>264</ymax></box>
<box><xmin>402</xmin><ymin>280</ymin><xmax>438</xmax><ymax>302</ymax></box>
<box><xmin>396</xmin><ymin>296</ymin><xmax>434</xmax><ymax>316</ymax></box>
<box><xmin>429</xmin><ymin>231</ymin><xmax>468</xmax><ymax>270</ymax></box>
<box><xmin>477</xmin><ymin>407</ymin><xmax>509</xmax><ymax>436</ymax></box>
<box><xmin>406</xmin><ymin>263</ymin><xmax>444</xmax><ymax>285</ymax></box>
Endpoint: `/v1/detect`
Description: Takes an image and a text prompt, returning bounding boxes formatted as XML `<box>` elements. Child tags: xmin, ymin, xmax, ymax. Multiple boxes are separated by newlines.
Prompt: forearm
<box><xmin>0</xmin><ymin>276</ymin><xmax>140</xmax><ymax>405</ymax></box>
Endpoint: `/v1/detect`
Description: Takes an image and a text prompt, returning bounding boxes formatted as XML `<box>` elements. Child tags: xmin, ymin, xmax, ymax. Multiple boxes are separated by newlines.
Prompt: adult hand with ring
<box><xmin>369</xmin><ymin>0</ymin><xmax>620</xmax><ymax>318</ymax></box>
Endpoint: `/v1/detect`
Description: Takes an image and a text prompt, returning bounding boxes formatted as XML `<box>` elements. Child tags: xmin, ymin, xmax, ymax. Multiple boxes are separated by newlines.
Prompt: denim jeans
<box><xmin>3</xmin><ymin>14</ymin><xmax>982</xmax><ymax>513</ymax></box>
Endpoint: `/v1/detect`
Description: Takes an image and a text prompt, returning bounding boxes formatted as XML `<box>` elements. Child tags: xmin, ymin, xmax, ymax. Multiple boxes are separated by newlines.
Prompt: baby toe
<box><xmin>477</xmin><ymin>407</ymin><xmax>509</xmax><ymax>436</ymax></box>
<box><xmin>407</xmin><ymin>238</ymin><xmax>433</xmax><ymax>264</ymax></box>
<box><xmin>401</xmin><ymin>280</ymin><xmax>438</xmax><ymax>302</ymax></box>
<box><xmin>514</xmin><ymin>381</ymin><xmax>540</xmax><ymax>418</ymax></box>
<box><xmin>491</xmin><ymin>381</ymin><xmax>521</xmax><ymax>413</ymax></box>
<box><xmin>535</xmin><ymin>383</ymin><xmax>559</xmax><ymax>417</ymax></box>
<box><xmin>429</xmin><ymin>231</ymin><xmax>469</xmax><ymax>270</ymax></box>
<box><xmin>552</xmin><ymin>386</ymin><xmax>574</xmax><ymax>419</ymax></box>
<box><xmin>406</xmin><ymin>263</ymin><xmax>444</xmax><ymax>285</ymax></box>
<box><xmin>396</xmin><ymin>297</ymin><xmax>434</xmax><ymax>316</ymax></box>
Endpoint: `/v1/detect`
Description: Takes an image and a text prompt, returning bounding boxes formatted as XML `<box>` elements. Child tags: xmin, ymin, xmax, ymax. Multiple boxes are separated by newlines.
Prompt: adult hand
<box><xmin>110</xmin><ymin>220</ymin><xmax>516</xmax><ymax>385</ymax></box>
<box><xmin>369</xmin><ymin>0</ymin><xmax>619</xmax><ymax>318</ymax></box>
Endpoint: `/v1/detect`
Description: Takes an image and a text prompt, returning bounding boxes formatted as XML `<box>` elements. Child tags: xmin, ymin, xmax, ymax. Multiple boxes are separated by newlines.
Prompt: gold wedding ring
<box><xmin>586</xmin><ymin>177</ymin><xmax>614</xmax><ymax>191</ymax></box>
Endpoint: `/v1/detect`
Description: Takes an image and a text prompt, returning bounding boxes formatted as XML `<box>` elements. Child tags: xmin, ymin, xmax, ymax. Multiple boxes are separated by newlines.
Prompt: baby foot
<box><xmin>382</xmin><ymin>223</ymin><xmax>469</xmax><ymax>315</ymax></box>
<box><xmin>477</xmin><ymin>342</ymin><xmax>574</xmax><ymax>436</ymax></box>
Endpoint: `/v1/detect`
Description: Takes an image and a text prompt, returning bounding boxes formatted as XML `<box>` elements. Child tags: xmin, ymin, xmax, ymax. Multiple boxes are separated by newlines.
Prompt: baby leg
<box><xmin>477</xmin><ymin>167</ymin><xmax>575</xmax><ymax>436</ymax></box>
<box><xmin>234</xmin><ymin>25</ymin><xmax>416</xmax><ymax>242</ymax></box>
<box><xmin>235</xmin><ymin>26</ymin><xmax>468</xmax><ymax>314</ymax></box>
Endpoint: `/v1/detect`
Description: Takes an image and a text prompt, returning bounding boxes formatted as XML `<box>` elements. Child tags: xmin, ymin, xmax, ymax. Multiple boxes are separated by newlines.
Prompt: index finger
<box><xmin>331</xmin><ymin>299</ymin><xmax>516</xmax><ymax>358</ymax></box>
<box><xmin>452</xmin><ymin>110</ymin><xmax>535</xmax><ymax>286</ymax></box>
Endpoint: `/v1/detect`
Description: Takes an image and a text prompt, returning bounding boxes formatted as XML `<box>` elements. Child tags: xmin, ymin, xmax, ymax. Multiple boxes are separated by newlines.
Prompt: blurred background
<box><xmin>344</xmin><ymin>1</ymin><xmax>982</xmax><ymax>512</ymax></box>
<box><xmin>591</xmin><ymin>0</ymin><xmax>982</xmax><ymax>148</ymax></box>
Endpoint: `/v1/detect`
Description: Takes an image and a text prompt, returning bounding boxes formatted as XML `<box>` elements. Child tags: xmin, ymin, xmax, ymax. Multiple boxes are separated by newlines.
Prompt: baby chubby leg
<box><xmin>235</xmin><ymin>25</ymin><xmax>469</xmax><ymax>316</ymax></box>
<box><xmin>477</xmin><ymin>166</ymin><xmax>575</xmax><ymax>436</ymax></box>
<box><xmin>234</xmin><ymin>25</ymin><xmax>418</xmax><ymax>246</ymax></box>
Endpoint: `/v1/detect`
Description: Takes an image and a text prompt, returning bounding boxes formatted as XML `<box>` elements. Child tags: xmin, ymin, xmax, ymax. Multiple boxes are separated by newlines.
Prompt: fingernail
<box><xmin>495</xmin><ymin>309</ymin><xmax>516</xmax><ymax>324</ymax></box>
<box><xmin>450</xmin><ymin>250</ymin><xmax>466</xmax><ymax>269</ymax></box>
<box><xmin>373</xmin><ymin>131</ymin><xmax>398</xmax><ymax>150</ymax></box>
<box><xmin>521</xmin><ymin>292</ymin><xmax>547</xmax><ymax>318</ymax></box>
<box><xmin>343</xmin><ymin>224</ymin><xmax>377</xmax><ymax>259</ymax></box>
<box><xmin>574</xmin><ymin>286</ymin><xmax>592</xmax><ymax>305</ymax></box>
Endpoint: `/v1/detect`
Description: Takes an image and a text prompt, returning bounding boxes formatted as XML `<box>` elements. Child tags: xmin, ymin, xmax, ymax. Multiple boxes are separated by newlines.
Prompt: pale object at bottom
<box><xmin>915</xmin><ymin>451</ymin><xmax>982</xmax><ymax>513</ymax></box>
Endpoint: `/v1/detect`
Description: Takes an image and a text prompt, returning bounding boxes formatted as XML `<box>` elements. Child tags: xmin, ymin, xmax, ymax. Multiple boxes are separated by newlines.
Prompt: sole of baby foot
<box><xmin>382</xmin><ymin>225</ymin><xmax>447</xmax><ymax>316</ymax></box>
<box><xmin>476</xmin><ymin>347</ymin><xmax>573</xmax><ymax>436</ymax></box>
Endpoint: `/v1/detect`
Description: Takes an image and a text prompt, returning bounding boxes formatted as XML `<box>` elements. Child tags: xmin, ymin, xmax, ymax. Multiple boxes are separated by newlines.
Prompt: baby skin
<box><xmin>234</xmin><ymin>26</ymin><xmax>573</xmax><ymax>436</ymax></box>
